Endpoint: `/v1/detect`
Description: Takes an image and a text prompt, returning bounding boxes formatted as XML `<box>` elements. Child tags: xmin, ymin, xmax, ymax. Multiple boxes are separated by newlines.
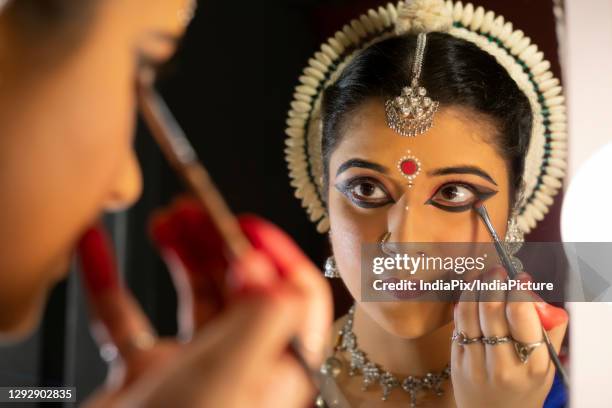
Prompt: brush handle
<box><xmin>475</xmin><ymin>204</ymin><xmax>518</xmax><ymax>279</ymax></box>
<box><xmin>492</xmin><ymin>239</ymin><xmax>519</xmax><ymax>280</ymax></box>
<box><xmin>136</xmin><ymin>78</ymin><xmax>327</xmax><ymax>398</ymax></box>
<box><xmin>475</xmin><ymin>204</ymin><xmax>569</xmax><ymax>388</ymax></box>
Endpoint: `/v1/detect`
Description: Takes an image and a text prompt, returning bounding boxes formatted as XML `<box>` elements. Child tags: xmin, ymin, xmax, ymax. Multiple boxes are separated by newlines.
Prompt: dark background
<box><xmin>0</xmin><ymin>0</ymin><xmax>563</xmax><ymax>405</ymax></box>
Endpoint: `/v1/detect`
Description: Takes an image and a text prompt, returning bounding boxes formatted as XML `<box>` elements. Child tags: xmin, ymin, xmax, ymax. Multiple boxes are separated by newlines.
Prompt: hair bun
<box><xmin>396</xmin><ymin>0</ymin><xmax>453</xmax><ymax>34</ymax></box>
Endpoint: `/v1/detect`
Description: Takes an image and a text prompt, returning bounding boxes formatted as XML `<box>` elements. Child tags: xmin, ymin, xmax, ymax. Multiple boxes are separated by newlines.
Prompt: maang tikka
<box><xmin>385</xmin><ymin>33</ymin><xmax>439</xmax><ymax>137</ymax></box>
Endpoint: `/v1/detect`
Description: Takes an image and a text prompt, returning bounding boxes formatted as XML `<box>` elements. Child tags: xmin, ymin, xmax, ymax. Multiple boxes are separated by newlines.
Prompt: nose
<box><xmin>102</xmin><ymin>151</ymin><xmax>143</xmax><ymax>212</ymax></box>
<box><xmin>386</xmin><ymin>193</ymin><xmax>431</xmax><ymax>243</ymax></box>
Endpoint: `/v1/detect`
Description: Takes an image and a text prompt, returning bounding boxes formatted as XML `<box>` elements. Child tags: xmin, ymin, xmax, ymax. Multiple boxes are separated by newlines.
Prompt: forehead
<box><xmin>98</xmin><ymin>0</ymin><xmax>193</xmax><ymax>37</ymax></box>
<box><xmin>332</xmin><ymin>99</ymin><xmax>507</xmax><ymax>178</ymax></box>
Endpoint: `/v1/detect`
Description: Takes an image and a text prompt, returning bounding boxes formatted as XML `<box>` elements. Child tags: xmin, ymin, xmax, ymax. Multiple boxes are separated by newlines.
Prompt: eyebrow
<box><xmin>336</xmin><ymin>159</ymin><xmax>389</xmax><ymax>176</ymax></box>
<box><xmin>427</xmin><ymin>166</ymin><xmax>498</xmax><ymax>186</ymax></box>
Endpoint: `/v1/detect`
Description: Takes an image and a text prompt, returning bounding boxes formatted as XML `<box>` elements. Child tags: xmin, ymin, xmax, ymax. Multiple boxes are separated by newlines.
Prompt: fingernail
<box><xmin>534</xmin><ymin>302</ymin><xmax>569</xmax><ymax>330</ymax></box>
<box><xmin>77</xmin><ymin>223</ymin><xmax>119</xmax><ymax>296</ymax></box>
<box><xmin>228</xmin><ymin>249</ymin><xmax>277</xmax><ymax>294</ymax></box>
<box><xmin>238</xmin><ymin>214</ymin><xmax>307</xmax><ymax>280</ymax></box>
<box><xmin>231</xmin><ymin>281</ymin><xmax>279</xmax><ymax>300</ymax></box>
<box><xmin>149</xmin><ymin>197</ymin><xmax>228</xmax><ymax>278</ymax></box>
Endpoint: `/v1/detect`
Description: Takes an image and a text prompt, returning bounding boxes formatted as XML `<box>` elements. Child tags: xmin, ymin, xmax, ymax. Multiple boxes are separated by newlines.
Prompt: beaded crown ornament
<box><xmin>285</xmin><ymin>0</ymin><xmax>567</xmax><ymax>235</ymax></box>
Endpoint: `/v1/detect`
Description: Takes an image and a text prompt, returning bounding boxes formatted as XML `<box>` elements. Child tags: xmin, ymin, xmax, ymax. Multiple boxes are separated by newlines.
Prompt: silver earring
<box><xmin>324</xmin><ymin>256</ymin><xmax>340</xmax><ymax>278</ymax></box>
<box><xmin>504</xmin><ymin>215</ymin><xmax>524</xmax><ymax>273</ymax></box>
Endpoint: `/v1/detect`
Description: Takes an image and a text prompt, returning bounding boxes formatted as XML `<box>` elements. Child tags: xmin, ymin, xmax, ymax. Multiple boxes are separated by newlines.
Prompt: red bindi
<box><xmin>397</xmin><ymin>152</ymin><xmax>422</xmax><ymax>187</ymax></box>
<box><xmin>400</xmin><ymin>159</ymin><xmax>419</xmax><ymax>176</ymax></box>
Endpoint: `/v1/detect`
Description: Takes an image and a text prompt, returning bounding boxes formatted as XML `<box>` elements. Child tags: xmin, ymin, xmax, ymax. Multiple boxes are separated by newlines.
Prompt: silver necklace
<box><xmin>319</xmin><ymin>305</ymin><xmax>451</xmax><ymax>407</ymax></box>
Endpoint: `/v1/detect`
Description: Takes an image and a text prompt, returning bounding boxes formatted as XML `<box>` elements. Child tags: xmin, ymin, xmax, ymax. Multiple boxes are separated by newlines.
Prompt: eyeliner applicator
<box><xmin>135</xmin><ymin>70</ymin><xmax>342</xmax><ymax>403</ymax></box>
<box><xmin>472</xmin><ymin>201</ymin><xmax>569</xmax><ymax>389</ymax></box>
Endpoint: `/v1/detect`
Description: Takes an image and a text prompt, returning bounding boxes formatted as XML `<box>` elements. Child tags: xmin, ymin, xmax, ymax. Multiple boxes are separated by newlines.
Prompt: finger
<box><xmin>189</xmin><ymin>286</ymin><xmax>306</xmax><ymax>380</ymax></box>
<box><xmin>511</xmin><ymin>273</ymin><xmax>569</xmax><ymax>353</ymax></box>
<box><xmin>254</xmin><ymin>353</ymin><xmax>314</xmax><ymax>408</ymax></box>
<box><xmin>478</xmin><ymin>266</ymin><xmax>516</xmax><ymax>370</ymax></box>
<box><xmin>525</xmin><ymin>276</ymin><xmax>569</xmax><ymax>369</ymax></box>
<box><xmin>238</xmin><ymin>215</ymin><xmax>333</xmax><ymax>365</ymax></box>
<box><xmin>229</xmin><ymin>248</ymin><xmax>280</xmax><ymax>294</ymax></box>
<box><xmin>238</xmin><ymin>215</ymin><xmax>319</xmax><ymax>279</ymax></box>
<box><xmin>454</xmin><ymin>285</ymin><xmax>484</xmax><ymax>367</ymax></box>
<box><xmin>283</xmin><ymin>260</ymin><xmax>332</xmax><ymax>366</ymax></box>
<box><xmin>534</xmin><ymin>301</ymin><xmax>568</xmax><ymax>333</ymax></box>
<box><xmin>78</xmin><ymin>224</ymin><xmax>156</xmax><ymax>362</ymax></box>
<box><xmin>505</xmin><ymin>273</ymin><xmax>553</xmax><ymax>372</ymax></box>
<box><xmin>149</xmin><ymin>196</ymin><xmax>229</xmax><ymax>335</ymax></box>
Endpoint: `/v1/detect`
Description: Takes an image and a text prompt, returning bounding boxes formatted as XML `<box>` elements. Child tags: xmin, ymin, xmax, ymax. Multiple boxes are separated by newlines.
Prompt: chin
<box><xmin>0</xmin><ymin>256</ymin><xmax>70</xmax><ymax>343</ymax></box>
<box><xmin>0</xmin><ymin>292</ymin><xmax>47</xmax><ymax>343</ymax></box>
<box><xmin>364</xmin><ymin>301</ymin><xmax>453</xmax><ymax>339</ymax></box>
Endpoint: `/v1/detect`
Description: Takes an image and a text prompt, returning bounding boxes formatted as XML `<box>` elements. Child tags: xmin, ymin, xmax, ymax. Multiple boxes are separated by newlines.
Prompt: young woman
<box><xmin>0</xmin><ymin>0</ymin><xmax>331</xmax><ymax>406</ymax></box>
<box><xmin>286</xmin><ymin>1</ymin><xmax>569</xmax><ymax>406</ymax></box>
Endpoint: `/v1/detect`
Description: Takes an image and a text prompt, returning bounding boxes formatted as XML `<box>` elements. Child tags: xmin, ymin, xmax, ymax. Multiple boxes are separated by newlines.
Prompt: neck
<box><xmin>352</xmin><ymin>304</ymin><xmax>453</xmax><ymax>376</ymax></box>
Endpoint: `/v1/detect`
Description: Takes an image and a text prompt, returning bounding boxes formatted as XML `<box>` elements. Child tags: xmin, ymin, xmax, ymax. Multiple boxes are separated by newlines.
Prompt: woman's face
<box><xmin>327</xmin><ymin>99</ymin><xmax>512</xmax><ymax>338</ymax></box>
<box><xmin>0</xmin><ymin>0</ymin><xmax>191</xmax><ymax>337</ymax></box>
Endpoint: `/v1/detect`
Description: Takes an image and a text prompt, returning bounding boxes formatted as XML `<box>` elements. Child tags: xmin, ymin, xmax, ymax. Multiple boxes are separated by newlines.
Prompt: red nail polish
<box><xmin>238</xmin><ymin>215</ymin><xmax>310</xmax><ymax>280</ymax></box>
<box><xmin>77</xmin><ymin>223</ymin><xmax>120</xmax><ymax>296</ymax></box>
<box><xmin>149</xmin><ymin>198</ymin><xmax>228</xmax><ymax>278</ymax></box>
<box><xmin>227</xmin><ymin>249</ymin><xmax>277</xmax><ymax>293</ymax></box>
<box><xmin>534</xmin><ymin>302</ymin><xmax>568</xmax><ymax>330</ymax></box>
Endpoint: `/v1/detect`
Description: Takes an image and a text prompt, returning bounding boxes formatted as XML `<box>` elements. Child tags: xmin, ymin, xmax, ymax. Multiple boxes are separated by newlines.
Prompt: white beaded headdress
<box><xmin>285</xmin><ymin>0</ymin><xmax>567</xmax><ymax>234</ymax></box>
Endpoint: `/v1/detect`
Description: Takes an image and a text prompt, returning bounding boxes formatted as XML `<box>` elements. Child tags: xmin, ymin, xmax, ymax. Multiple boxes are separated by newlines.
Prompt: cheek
<box><xmin>411</xmin><ymin>197</ymin><xmax>510</xmax><ymax>242</ymax></box>
<box><xmin>0</xmin><ymin>38</ymin><xmax>136</xmax><ymax>282</ymax></box>
<box><xmin>416</xmin><ymin>206</ymin><xmax>482</xmax><ymax>241</ymax></box>
<box><xmin>328</xmin><ymin>190</ymin><xmax>387</xmax><ymax>298</ymax></box>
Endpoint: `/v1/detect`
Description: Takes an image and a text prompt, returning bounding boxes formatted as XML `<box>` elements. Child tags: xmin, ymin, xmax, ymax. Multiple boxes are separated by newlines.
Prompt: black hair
<box><xmin>321</xmin><ymin>32</ymin><xmax>532</xmax><ymax>204</ymax></box>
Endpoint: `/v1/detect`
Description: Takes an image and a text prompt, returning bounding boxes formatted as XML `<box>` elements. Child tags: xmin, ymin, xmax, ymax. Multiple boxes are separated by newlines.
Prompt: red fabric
<box><xmin>77</xmin><ymin>224</ymin><xmax>120</xmax><ymax>296</ymax></box>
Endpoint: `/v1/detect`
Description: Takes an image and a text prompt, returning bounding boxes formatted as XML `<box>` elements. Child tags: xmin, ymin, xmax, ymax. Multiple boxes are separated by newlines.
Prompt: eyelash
<box><xmin>426</xmin><ymin>181</ymin><xmax>496</xmax><ymax>212</ymax></box>
<box><xmin>336</xmin><ymin>177</ymin><xmax>496</xmax><ymax>212</ymax></box>
<box><xmin>335</xmin><ymin>177</ymin><xmax>394</xmax><ymax>209</ymax></box>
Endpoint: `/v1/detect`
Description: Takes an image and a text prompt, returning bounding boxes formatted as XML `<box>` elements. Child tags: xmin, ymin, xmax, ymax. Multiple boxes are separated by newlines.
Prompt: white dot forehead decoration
<box><xmin>397</xmin><ymin>150</ymin><xmax>423</xmax><ymax>188</ymax></box>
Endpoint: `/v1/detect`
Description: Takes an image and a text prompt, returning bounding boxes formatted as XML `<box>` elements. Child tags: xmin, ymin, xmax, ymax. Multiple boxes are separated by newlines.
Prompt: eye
<box><xmin>336</xmin><ymin>177</ymin><xmax>393</xmax><ymax>208</ymax></box>
<box><xmin>427</xmin><ymin>182</ymin><xmax>496</xmax><ymax>213</ymax></box>
<box><xmin>434</xmin><ymin>184</ymin><xmax>475</xmax><ymax>205</ymax></box>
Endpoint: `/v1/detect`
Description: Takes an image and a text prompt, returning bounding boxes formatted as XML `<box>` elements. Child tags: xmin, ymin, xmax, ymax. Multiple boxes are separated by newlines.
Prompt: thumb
<box><xmin>238</xmin><ymin>215</ymin><xmax>333</xmax><ymax>365</ymax></box>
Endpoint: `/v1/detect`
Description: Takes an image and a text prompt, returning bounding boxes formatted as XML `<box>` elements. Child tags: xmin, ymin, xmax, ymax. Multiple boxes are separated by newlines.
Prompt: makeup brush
<box><xmin>473</xmin><ymin>201</ymin><xmax>518</xmax><ymax>279</ymax></box>
<box><xmin>473</xmin><ymin>201</ymin><xmax>569</xmax><ymax>388</ymax></box>
<box><xmin>135</xmin><ymin>70</ymin><xmax>336</xmax><ymax>400</ymax></box>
